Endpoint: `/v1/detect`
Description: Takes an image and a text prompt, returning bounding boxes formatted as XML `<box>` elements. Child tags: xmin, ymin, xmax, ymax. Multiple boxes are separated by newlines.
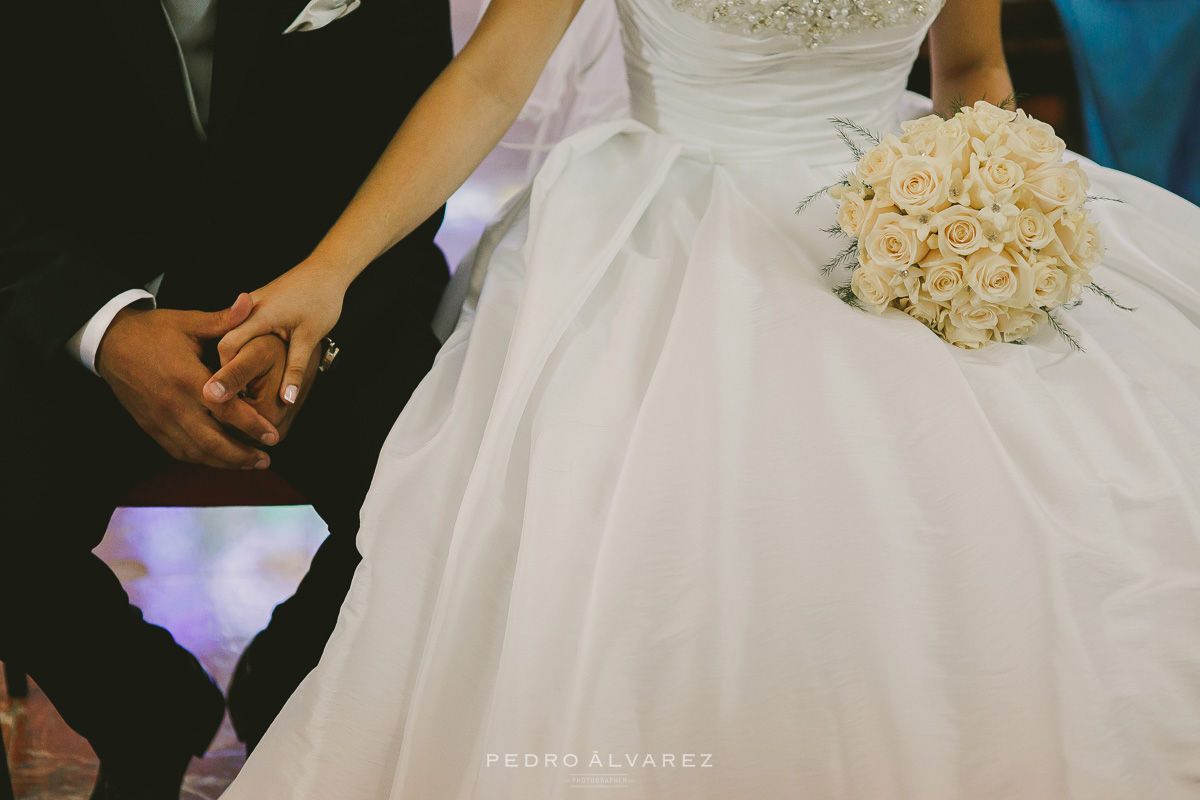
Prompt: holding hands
<box><xmin>207</xmin><ymin>259</ymin><xmax>348</xmax><ymax>408</ymax></box>
<box><xmin>97</xmin><ymin>287</ymin><xmax>328</xmax><ymax>471</ymax></box>
<box><xmin>206</xmin><ymin>331</ymin><xmax>324</xmax><ymax>444</ymax></box>
<box><xmin>96</xmin><ymin>294</ymin><xmax>278</xmax><ymax>470</ymax></box>
<box><xmin>90</xmin><ymin>0</ymin><xmax>610</xmax><ymax>471</ymax></box>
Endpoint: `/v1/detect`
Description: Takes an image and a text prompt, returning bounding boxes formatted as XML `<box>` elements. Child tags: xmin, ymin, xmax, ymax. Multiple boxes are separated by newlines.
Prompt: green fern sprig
<box><xmin>821</xmin><ymin>241</ymin><xmax>860</xmax><ymax>276</ymax></box>
<box><xmin>835</xmin><ymin>127</ymin><xmax>866</xmax><ymax>161</ymax></box>
<box><xmin>1086</xmin><ymin>282</ymin><xmax>1136</xmax><ymax>312</ymax></box>
<box><xmin>946</xmin><ymin>93</ymin><xmax>967</xmax><ymax>118</ymax></box>
<box><xmin>1045</xmin><ymin>309</ymin><xmax>1085</xmax><ymax>353</ymax></box>
<box><xmin>829</xmin><ymin>117</ymin><xmax>882</xmax><ymax>147</ymax></box>
<box><xmin>947</xmin><ymin>91</ymin><xmax>1028</xmax><ymax>118</ymax></box>
<box><xmin>795</xmin><ymin>182</ymin><xmax>843</xmax><ymax>215</ymax></box>
<box><xmin>996</xmin><ymin>91</ymin><xmax>1029</xmax><ymax>110</ymax></box>
<box><xmin>833</xmin><ymin>280</ymin><xmax>863</xmax><ymax>309</ymax></box>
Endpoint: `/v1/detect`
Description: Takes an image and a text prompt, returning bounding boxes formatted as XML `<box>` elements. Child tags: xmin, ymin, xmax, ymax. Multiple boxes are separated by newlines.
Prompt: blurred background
<box><xmin>3</xmin><ymin>1</ymin><xmax>1198</xmax><ymax>798</ymax></box>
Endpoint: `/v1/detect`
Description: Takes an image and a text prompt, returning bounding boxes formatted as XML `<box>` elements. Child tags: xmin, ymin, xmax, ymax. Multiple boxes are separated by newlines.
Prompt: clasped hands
<box><xmin>96</xmin><ymin>286</ymin><xmax>327</xmax><ymax>471</ymax></box>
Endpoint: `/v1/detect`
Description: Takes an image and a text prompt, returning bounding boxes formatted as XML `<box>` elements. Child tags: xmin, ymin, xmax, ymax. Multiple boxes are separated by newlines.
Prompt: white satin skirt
<box><xmin>224</xmin><ymin>120</ymin><xmax>1200</xmax><ymax>799</ymax></box>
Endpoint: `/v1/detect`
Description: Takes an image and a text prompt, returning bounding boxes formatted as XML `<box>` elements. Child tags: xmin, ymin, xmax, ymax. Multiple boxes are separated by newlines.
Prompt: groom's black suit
<box><xmin>0</xmin><ymin>0</ymin><xmax>452</xmax><ymax>783</ymax></box>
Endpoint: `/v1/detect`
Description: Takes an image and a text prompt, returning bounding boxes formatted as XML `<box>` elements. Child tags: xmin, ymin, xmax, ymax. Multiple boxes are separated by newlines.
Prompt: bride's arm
<box><xmin>310</xmin><ymin>0</ymin><xmax>585</xmax><ymax>285</ymax></box>
<box><xmin>928</xmin><ymin>0</ymin><xmax>1014</xmax><ymax>118</ymax></box>
<box><xmin>210</xmin><ymin>0</ymin><xmax>585</xmax><ymax>404</ymax></box>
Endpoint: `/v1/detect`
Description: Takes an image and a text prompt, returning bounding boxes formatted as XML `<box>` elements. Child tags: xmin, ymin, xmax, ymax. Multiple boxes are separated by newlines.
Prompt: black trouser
<box><xmin>0</xmin><ymin>259</ymin><xmax>446</xmax><ymax>775</ymax></box>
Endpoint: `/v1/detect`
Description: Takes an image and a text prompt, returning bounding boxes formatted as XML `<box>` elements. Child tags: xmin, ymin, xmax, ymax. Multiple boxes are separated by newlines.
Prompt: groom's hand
<box><xmin>203</xmin><ymin>334</ymin><xmax>321</xmax><ymax>443</ymax></box>
<box><xmin>95</xmin><ymin>296</ymin><xmax>279</xmax><ymax>470</ymax></box>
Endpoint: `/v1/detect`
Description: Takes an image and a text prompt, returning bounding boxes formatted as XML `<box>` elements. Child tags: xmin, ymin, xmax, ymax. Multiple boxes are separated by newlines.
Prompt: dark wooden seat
<box><xmin>1</xmin><ymin>664</ymin><xmax>23</xmax><ymax>800</ymax></box>
<box><xmin>0</xmin><ymin>725</ymin><xmax>12</xmax><ymax>800</ymax></box>
<box><xmin>0</xmin><ymin>464</ymin><xmax>304</xmax><ymax>797</ymax></box>
<box><xmin>120</xmin><ymin>462</ymin><xmax>307</xmax><ymax>508</ymax></box>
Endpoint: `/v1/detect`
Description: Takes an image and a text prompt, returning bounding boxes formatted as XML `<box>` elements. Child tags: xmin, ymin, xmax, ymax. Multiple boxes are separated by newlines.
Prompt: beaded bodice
<box><xmin>616</xmin><ymin>0</ymin><xmax>943</xmax><ymax>162</ymax></box>
<box><xmin>670</xmin><ymin>0</ymin><xmax>944</xmax><ymax>45</ymax></box>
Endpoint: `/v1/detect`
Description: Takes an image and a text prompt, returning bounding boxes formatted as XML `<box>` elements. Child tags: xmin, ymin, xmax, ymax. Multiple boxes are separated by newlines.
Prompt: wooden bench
<box><xmin>0</xmin><ymin>464</ymin><xmax>304</xmax><ymax>798</ymax></box>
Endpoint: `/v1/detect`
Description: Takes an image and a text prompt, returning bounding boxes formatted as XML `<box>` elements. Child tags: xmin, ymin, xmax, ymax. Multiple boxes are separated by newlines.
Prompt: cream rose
<box><xmin>966</xmin><ymin>247</ymin><xmax>1035</xmax><ymax>307</ymax></box>
<box><xmin>902</xmin><ymin>297</ymin><xmax>948</xmax><ymax>331</ymax></box>
<box><xmin>855</xmin><ymin>199</ymin><xmax>895</xmax><ymax>249</ymax></box>
<box><xmin>1067</xmin><ymin>269</ymin><xmax>1087</xmax><ymax>303</ymax></box>
<box><xmin>1044</xmin><ymin>240</ymin><xmax>1089</xmax><ymax>301</ymax></box>
<box><xmin>1069</xmin><ymin>214</ymin><xmax>1103</xmax><ymax>272</ymax></box>
<box><xmin>1025</xmin><ymin>162</ymin><xmax>1089</xmax><ymax>213</ymax></box>
<box><xmin>1031</xmin><ymin>260</ymin><xmax>1070</xmax><ymax>309</ymax></box>
<box><xmin>851</xmin><ymin>264</ymin><xmax>895</xmax><ymax>312</ymax></box>
<box><xmin>997</xmin><ymin>306</ymin><xmax>1046</xmax><ymax>342</ymax></box>
<box><xmin>888</xmin><ymin>156</ymin><xmax>952</xmax><ymax>215</ymax></box>
<box><xmin>1004</xmin><ymin>110</ymin><xmax>1067</xmax><ymax>166</ymax></box>
<box><xmin>856</xmin><ymin>135</ymin><xmax>910</xmax><ymax>189</ymax></box>
<box><xmin>930</xmin><ymin>117</ymin><xmax>972</xmax><ymax>164</ymax></box>
<box><xmin>863</xmin><ymin>212</ymin><xmax>930</xmax><ymax>271</ymax></box>
<box><xmin>977</xmin><ymin>157</ymin><xmax>1024</xmax><ymax>198</ymax></box>
<box><xmin>1050</xmin><ymin>208</ymin><xmax>1099</xmax><ymax>271</ymax></box>
<box><xmin>942</xmin><ymin>321</ymin><xmax>992</xmax><ymax>349</ymax></box>
<box><xmin>907</xmin><ymin>298</ymin><xmax>945</xmax><ymax>331</ymax></box>
<box><xmin>901</xmin><ymin>114</ymin><xmax>945</xmax><ymax>137</ymax></box>
<box><xmin>1015</xmin><ymin>206</ymin><xmax>1054</xmax><ymax>251</ymax></box>
<box><xmin>900</xmin><ymin>114</ymin><xmax>945</xmax><ymax>153</ymax></box>
<box><xmin>921</xmin><ymin>249</ymin><xmax>969</xmax><ymax>302</ymax></box>
<box><xmin>943</xmin><ymin>293</ymin><xmax>997</xmax><ymax>347</ymax></box>
<box><xmin>964</xmin><ymin>100</ymin><xmax>1017</xmax><ymax>139</ymax></box>
<box><xmin>937</xmin><ymin>207</ymin><xmax>987</xmax><ymax>256</ymax></box>
<box><xmin>950</xmin><ymin>290</ymin><xmax>1004</xmax><ymax>332</ymax></box>
<box><xmin>837</xmin><ymin>191</ymin><xmax>868</xmax><ymax>237</ymax></box>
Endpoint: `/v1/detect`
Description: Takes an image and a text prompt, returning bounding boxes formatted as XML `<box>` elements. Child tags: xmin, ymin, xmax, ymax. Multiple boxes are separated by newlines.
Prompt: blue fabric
<box><xmin>1051</xmin><ymin>0</ymin><xmax>1200</xmax><ymax>204</ymax></box>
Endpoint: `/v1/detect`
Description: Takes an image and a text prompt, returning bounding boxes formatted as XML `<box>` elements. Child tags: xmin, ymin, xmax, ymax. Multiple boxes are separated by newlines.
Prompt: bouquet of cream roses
<box><xmin>807</xmin><ymin>100</ymin><xmax>1128</xmax><ymax>350</ymax></box>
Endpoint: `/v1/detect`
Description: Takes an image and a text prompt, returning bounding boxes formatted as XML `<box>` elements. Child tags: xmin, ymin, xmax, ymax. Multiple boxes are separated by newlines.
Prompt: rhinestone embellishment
<box><xmin>671</xmin><ymin>0</ymin><xmax>944</xmax><ymax>45</ymax></box>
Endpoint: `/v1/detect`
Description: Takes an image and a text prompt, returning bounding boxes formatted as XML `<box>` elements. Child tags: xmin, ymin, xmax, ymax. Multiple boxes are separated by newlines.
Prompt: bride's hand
<box><xmin>208</xmin><ymin>260</ymin><xmax>348</xmax><ymax>405</ymax></box>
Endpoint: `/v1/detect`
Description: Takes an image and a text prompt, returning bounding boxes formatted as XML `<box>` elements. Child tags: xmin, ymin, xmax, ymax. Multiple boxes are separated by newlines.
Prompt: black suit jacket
<box><xmin>0</xmin><ymin>0</ymin><xmax>453</xmax><ymax>370</ymax></box>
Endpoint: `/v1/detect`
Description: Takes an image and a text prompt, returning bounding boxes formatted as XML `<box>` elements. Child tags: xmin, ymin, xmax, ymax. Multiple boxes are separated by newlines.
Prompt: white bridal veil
<box><xmin>434</xmin><ymin>0</ymin><xmax>631</xmax><ymax>332</ymax></box>
<box><xmin>465</xmin><ymin>0</ymin><xmax>631</xmax><ymax>181</ymax></box>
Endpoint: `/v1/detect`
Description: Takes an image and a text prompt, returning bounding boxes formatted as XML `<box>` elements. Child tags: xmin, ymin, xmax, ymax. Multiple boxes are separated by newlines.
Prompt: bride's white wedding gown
<box><xmin>224</xmin><ymin>0</ymin><xmax>1200</xmax><ymax>797</ymax></box>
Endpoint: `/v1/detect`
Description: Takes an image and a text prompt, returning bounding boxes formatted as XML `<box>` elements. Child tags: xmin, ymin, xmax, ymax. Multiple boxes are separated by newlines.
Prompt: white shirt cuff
<box><xmin>66</xmin><ymin>289</ymin><xmax>157</xmax><ymax>374</ymax></box>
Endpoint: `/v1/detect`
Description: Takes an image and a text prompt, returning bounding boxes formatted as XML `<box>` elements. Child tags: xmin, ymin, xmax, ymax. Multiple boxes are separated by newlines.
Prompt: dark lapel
<box><xmin>104</xmin><ymin>0</ymin><xmax>200</xmax><ymax>145</ymax></box>
<box><xmin>208</xmin><ymin>0</ymin><xmax>282</xmax><ymax>144</ymax></box>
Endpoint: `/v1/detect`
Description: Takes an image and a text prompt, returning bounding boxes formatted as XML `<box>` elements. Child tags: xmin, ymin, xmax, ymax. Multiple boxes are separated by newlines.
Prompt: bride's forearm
<box><xmin>931</xmin><ymin>64</ymin><xmax>1014</xmax><ymax>118</ymax></box>
<box><xmin>306</xmin><ymin>65</ymin><xmax>518</xmax><ymax>287</ymax></box>
<box><xmin>928</xmin><ymin>0</ymin><xmax>1012</xmax><ymax>118</ymax></box>
<box><xmin>307</xmin><ymin>0</ymin><xmax>584</xmax><ymax>288</ymax></box>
